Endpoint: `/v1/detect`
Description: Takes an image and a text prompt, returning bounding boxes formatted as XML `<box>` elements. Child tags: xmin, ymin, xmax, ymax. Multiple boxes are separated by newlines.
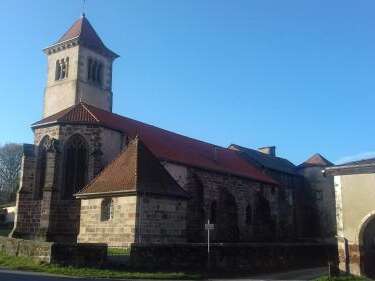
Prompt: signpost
<box><xmin>205</xmin><ymin>220</ymin><xmax>215</xmax><ymax>271</ymax></box>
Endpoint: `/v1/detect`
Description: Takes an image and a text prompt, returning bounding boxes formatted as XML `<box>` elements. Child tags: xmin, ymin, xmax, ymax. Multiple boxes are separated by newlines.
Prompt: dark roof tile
<box><xmin>33</xmin><ymin>103</ymin><xmax>278</xmax><ymax>185</ymax></box>
<box><xmin>229</xmin><ymin>144</ymin><xmax>297</xmax><ymax>175</ymax></box>
<box><xmin>298</xmin><ymin>153</ymin><xmax>333</xmax><ymax>169</ymax></box>
<box><xmin>55</xmin><ymin>15</ymin><xmax>118</xmax><ymax>58</ymax></box>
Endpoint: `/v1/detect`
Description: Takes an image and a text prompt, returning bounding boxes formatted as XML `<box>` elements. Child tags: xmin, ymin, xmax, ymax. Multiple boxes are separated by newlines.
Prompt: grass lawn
<box><xmin>108</xmin><ymin>247</ymin><xmax>131</xmax><ymax>256</ymax></box>
<box><xmin>315</xmin><ymin>276</ymin><xmax>372</xmax><ymax>281</ymax></box>
<box><xmin>0</xmin><ymin>252</ymin><xmax>202</xmax><ymax>280</ymax></box>
<box><xmin>0</xmin><ymin>224</ymin><xmax>13</xmax><ymax>237</ymax></box>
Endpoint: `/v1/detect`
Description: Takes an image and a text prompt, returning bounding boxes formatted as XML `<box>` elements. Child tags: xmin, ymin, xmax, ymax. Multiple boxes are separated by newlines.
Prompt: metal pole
<box><xmin>207</xmin><ymin>219</ymin><xmax>210</xmax><ymax>253</ymax></box>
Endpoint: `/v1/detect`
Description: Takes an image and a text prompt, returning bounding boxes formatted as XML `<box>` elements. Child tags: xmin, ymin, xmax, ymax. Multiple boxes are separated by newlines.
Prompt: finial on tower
<box><xmin>81</xmin><ymin>0</ymin><xmax>86</xmax><ymax>17</ymax></box>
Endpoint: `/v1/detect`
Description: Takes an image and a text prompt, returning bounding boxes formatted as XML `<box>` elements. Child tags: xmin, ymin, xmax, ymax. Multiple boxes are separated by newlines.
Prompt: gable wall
<box><xmin>78</xmin><ymin>196</ymin><xmax>138</xmax><ymax>247</ymax></box>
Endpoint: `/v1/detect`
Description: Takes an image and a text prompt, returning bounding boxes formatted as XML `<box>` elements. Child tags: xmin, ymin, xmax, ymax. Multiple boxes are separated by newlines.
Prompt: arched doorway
<box><xmin>360</xmin><ymin>215</ymin><xmax>375</xmax><ymax>278</ymax></box>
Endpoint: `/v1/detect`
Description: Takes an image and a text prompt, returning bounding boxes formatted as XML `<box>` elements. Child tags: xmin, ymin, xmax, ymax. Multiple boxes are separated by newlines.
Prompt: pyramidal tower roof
<box><xmin>298</xmin><ymin>153</ymin><xmax>333</xmax><ymax>169</ymax></box>
<box><xmin>46</xmin><ymin>15</ymin><xmax>118</xmax><ymax>59</ymax></box>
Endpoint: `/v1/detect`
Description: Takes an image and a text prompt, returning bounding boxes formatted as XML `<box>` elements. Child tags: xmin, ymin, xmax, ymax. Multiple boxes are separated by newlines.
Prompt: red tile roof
<box><xmin>33</xmin><ymin>103</ymin><xmax>278</xmax><ymax>185</ymax></box>
<box><xmin>56</xmin><ymin>15</ymin><xmax>118</xmax><ymax>58</ymax></box>
<box><xmin>298</xmin><ymin>153</ymin><xmax>333</xmax><ymax>169</ymax></box>
<box><xmin>76</xmin><ymin>137</ymin><xmax>189</xmax><ymax>198</ymax></box>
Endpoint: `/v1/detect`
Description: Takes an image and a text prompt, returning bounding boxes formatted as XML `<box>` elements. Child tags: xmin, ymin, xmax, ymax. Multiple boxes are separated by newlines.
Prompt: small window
<box><xmin>246</xmin><ymin>204</ymin><xmax>252</xmax><ymax>225</ymax></box>
<box><xmin>101</xmin><ymin>198</ymin><xmax>114</xmax><ymax>221</ymax></box>
<box><xmin>55</xmin><ymin>57</ymin><xmax>69</xmax><ymax>81</ymax></box>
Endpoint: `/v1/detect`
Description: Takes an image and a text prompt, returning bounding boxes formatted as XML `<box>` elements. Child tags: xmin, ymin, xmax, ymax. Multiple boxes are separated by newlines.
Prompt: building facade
<box><xmin>325</xmin><ymin>159</ymin><xmax>375</xmax><ymax>278</ymax></box>
<box><xmin>11</xmin><ymin>15</ymin><xmax>335</xmax><ymax>246</ymax></box>
<box><xmin>297</xmin><ymin>154</ymin><xmax>336</xmax><ymax>240</ymax></box>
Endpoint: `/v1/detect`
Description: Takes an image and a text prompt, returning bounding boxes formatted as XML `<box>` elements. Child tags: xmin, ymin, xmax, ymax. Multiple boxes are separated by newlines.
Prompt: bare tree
<box><xmin>0</xmin><ymin>143</ymin><xmax>22</xmax><ymax>203</ymax></box>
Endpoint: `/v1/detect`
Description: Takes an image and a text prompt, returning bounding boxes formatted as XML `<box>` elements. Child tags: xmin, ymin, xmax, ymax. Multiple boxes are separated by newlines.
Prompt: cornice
<box><xmin>43</xmin><ymin>37</ymin><xmax>80</xmax><ymax>55</ymax></box>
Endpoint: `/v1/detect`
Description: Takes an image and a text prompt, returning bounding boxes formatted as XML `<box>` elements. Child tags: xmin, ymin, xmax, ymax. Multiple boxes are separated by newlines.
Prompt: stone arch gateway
<box><xmin>359</xmin><ymin>213</ymin><xmax>375</xmax><ymax>278</ymax></box>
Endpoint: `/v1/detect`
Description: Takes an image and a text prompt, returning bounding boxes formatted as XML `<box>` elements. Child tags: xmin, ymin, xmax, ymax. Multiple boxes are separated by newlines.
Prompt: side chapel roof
<box><xmin>76</xmin><ymin>137</ymin><xmax>189</xmax><ymax>198</ymax></box>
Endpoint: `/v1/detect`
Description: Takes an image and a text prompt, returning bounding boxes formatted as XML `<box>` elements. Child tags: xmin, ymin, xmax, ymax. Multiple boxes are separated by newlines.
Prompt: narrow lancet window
<box><xmin>101</xmin><ymin>198</ymin><xmax>114</xmax><ymax>221</ymax></box>
<box><xmin>63</xmin><ymin>135</ymin><xmax>88</xmax><ymax>199</ymax></box>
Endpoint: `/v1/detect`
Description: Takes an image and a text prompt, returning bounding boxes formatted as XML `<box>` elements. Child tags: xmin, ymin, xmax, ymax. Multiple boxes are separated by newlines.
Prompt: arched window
<box><xmin>87</xmin><ymin>58</ymin><xmax>93</xmax><ymax>80</ymax></box>
<box><xmin>60</xmin><ymin>58</ymin><xmax>66</xmax><ymax>79</ymax></box>
<box><xmin>35</xmin><ymin>136</ymin><xmax>49</xmax><ymax>199</ymax></box>
<box><xmin>101</xmin><ymin>198</ymin><xmax>114</xmax><ymax>221</ymax></box>
<box><xmin>55</xmin><ymin>60</ymin><xmax>61</xmax><ymax>81</ymax></box>
<box><xmin>92</xmin><ymin>61</ymin><xmax>97</xmax><ymax>82</ymax></box>
<box><xmin>55</xmin><ymin>57</ymin><xmax>69</xmax><ymax>80</ymax></box>
<box><xmin>64</xmin><ymin>57</ymin><xmax>69</xmax><ymax>78</ymax></box>
<box><xmin>246</xmin><ymin>204</ymin><xmax>252</xmax><ymax>225</ymax></box>
<box><xmin>87</xmin><ymin>58</ymin><xmax>103</xmax><ymax>86</ymax></box>
<box><xmin>210</xmin><ymin>201</ymin><xmax>217</xmax><ymax>224</ymax></box>
<box><xmin>96</xmin><ymin>63</ymin><xmax>102</xmax><ymax>84</ymax></box>
<box><xmin>63</xmin><ymin>135</ymin><xmax>88</xmax><ymax>199</ymax></box>
<box><xmin>255</xmin><ymin>194</ymin><xmax>272</xmax><ymax>224</ymax></box>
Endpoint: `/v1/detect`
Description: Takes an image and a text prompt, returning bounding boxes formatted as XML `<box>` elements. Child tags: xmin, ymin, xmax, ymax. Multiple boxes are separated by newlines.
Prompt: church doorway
<box><xmin>361</xmin><ymin>215</ymin><xmax>375</xmax><ymax>278</ymax></box>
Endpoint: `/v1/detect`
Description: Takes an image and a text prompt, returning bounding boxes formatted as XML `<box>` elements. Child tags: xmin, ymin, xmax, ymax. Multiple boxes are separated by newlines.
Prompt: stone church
<box><xmin>11</xmin><ymin>15</ymin><xmax>335</xmax><ymax>246</ymax></box>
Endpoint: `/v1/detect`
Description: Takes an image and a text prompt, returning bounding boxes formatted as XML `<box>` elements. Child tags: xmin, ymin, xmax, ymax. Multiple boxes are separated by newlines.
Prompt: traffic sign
<box><xmin>205</xmin><ymin>223</ymin><xmax>215</xmax><ymax>230</ymax></box>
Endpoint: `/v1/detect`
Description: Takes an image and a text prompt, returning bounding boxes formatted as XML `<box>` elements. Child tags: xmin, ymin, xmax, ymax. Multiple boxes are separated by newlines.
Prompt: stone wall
<box><xmin>298</xmin><ymin>166</ymin><xmax>336</xmax><ymax>239</ymax></box>
<box><xmin>78</xmin><ymin>196</ymin><xmax>137</xmax><ymax>247</ymax></box>
<box><xmin>137</xmin><ymin>195</ymin><xmax>187</xmax><ymax>244</ymax></box>
<box><xmin>44</xmin><ymin>45</ymin><xmax>80</xmax><ymax>117</ymax></box>
<box><xmin>0</xmin><ymin>237</ymin><xmax>107</xmax><ymax>267</ymax></box>
<box><xmin>129</xmin><ymin>242</ymin><xmax>338</xmax><ymax>272</ymax></box>
<box><xmin>43</xmin><ymin>43</ymin><xmax>115</xmax><ymax>117</ymax></box>
<box><xmin>167</xmin><ymin>164</ymin><xmax>280</xmax><ymax>243</ymax></box>
<box><xmin>13</xmin><ymin>124</ymin><xmax>124</xmax><ymax>242</ymax></box>
<box><xmin>78</xmin><ymin>195</ymin><xmax>187</xmax><ymax>246</ymax></box>
<box><xmin>11</xmin><ymin>144</ymin><xmax>40</xmax><ymax>239</ymax></box>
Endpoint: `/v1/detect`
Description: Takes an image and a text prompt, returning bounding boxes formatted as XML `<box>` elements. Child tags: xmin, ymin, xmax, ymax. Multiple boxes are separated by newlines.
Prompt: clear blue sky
<box><xmin>0</xmin><ymin>0</ymin><xmax>374</xmax><ymax>165</ymax></box>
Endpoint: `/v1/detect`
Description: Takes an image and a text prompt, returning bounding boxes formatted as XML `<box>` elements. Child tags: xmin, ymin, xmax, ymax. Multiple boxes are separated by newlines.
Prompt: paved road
<box><xmin>212</xmin><ymin>267</ymin><xmax>327</xmax><ymax>280</ymax></box>
<box><xmin>0</xmin><ymin>267</ymin><xmax>327</xmax><ymax>281</ymax></box>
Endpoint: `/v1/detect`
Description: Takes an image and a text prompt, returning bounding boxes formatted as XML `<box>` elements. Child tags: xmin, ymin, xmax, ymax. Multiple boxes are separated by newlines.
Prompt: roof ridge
<box><xmin>76</xmin><ymin>142</ymin><xmax>130</xmax><ymax>195</ymax></box>
<box><xmin>81</xmin><ymin>103</ymin><xmax>100</xmax><ymax>122</ymax></box>
<box><xmin>135</xmin><ymin>137</ymin><xmax>189</xmax><ymax>197</ymax></box>
<box><xmin>231</xmin><ymin>144</ymin><xmax>295</xmax><ymax>163</ymax></box>
<box><xmin>35</xmin><ymin>103</ymin><xmax>278</xmax><ymax>185</ymax></box>
<box><xmin>85</xmin><ymin>104</ymin><xmax>238</xmax><ymax>153</ymax></box>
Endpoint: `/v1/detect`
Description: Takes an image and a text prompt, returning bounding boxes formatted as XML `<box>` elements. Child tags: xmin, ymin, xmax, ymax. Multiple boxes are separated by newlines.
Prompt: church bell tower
<box><xmin>43</xmin><ymin>14</ymin><xmax>119</xmax><ymax>117</ymax></box>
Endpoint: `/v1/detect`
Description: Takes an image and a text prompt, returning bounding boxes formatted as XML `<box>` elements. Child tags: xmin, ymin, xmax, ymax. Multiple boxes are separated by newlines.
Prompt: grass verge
<box><xmin>0</xmin><ymin>252</ymin><xmax>201</xmax><ymax>280</ymax></box>
<box><xmin>108</xmin><ymin>247</ymin><xmax>131</xmax><ymax>256</ymax></box>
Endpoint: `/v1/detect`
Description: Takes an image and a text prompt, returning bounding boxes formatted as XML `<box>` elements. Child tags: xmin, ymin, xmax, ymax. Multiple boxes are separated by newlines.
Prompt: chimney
<box><xmin>258</xmin><ymin>146</ymin><xmax>276</xmax><ymax>157</ymax></box>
